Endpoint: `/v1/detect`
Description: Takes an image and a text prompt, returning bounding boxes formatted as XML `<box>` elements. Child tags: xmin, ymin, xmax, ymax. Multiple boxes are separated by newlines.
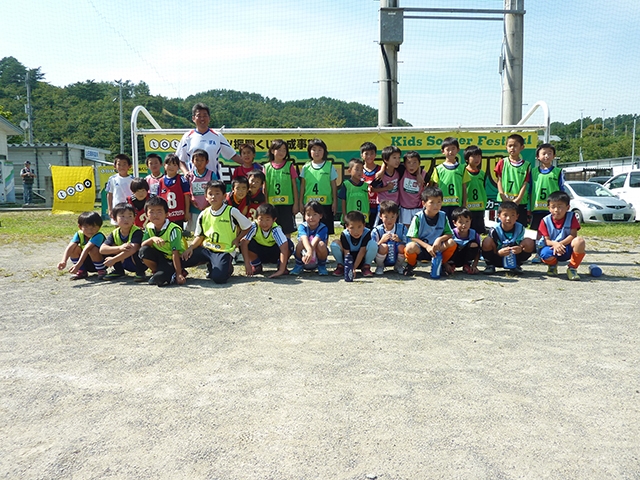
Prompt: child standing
<box><xmin>291</xmin><ymin>200</ymin><xmax>330</xmax><ymax>276</ymax></box>
<box><xmin>403</xmin><ymin>186</ymin><xmax>457</xmax><ymax>276</ymax></box>
<box><xmin>186</xmin><ymin>149</ymin><xmax>218</xmax><ymax>233</ymax></box>
<box><xmin>338</xmin><ymin>158</ymin><xmax>370</xmax><ymax>224</ymax></box>
<box><xmin>481</xmin><ymin>201</ymin><xmax>535</xmax><ymax>274</ymax></box>
<box><xmin>530</xmin><ymin>143</ymin><xmax>564</xmax><ymax>262</ymax></box>
<box><xmin>57</xmin><ymin>211</ymin><xmax>107</xmax><ymax>280</ymax></box>
<box><xmin>462</xmin><ymin>145</ymin><xmax>487</xmax><ymax>234</ymax></box>
<box><xmin>144</xmin><ymin>153</ymin><xmax>164</xmax><ymax>197</ymax></box>
<box><xmin>360</xmin><ymin>141</ymin><xmax>380</xmax><ymax>229</ymax></box>
<box><xmin>397</xmin><ymin>151</ymin><xmax>427</xmax><ymax>227</ymax></box>
<box><xmin>494</xmin><ymin>134</ymin><xmax>531</xmax><ymax>226</ymax></box>
<box><xmin>182</xmin><ymin>180</ymin><xmax>253</xmax><ymax>284</ymax></box>
<box><xmin>100</xmin><ymin>203</ymin><xmax>147</xmax><ymax>281</ymax></box>
<box><xmin>449</xmin><ymin>207</ymin><xmax>481</xmax><ymax>275</ymax></box>
<box><xmin>330</xmin><ymin>211</ymin><xmax>377</xmax><ymax>278</ymax></box>
<box><xmin>232</xmin><ymin>143</ymin><xmax>263</xmax><ymax>179</ymax></box>
<box><xmin>538</xmin><ymin>191</ymin><xmax>585</xmax><ymax>280</ymax></box>
<box><xmin>247</xmin><ymin>169</ymin><xmax>266</xmax><ymax>220</ymax></box>
<box><xmin>158</xmin><ymin>153</ymin><xmax>191</xmax><ymax>227</ymax></box>
<box><xmin>264</xmin><ymin>139</ymin><xmax>299</xmax><ymax>236</ymax></box>
<box><xmin>105</xmin><ymin>153</ymin><xmax>134</xmax><ymax>223</ymax></box>
<box><xmin>139</xmin><ymin>196</ymin><xmax>188</xmax><ymax>286</ymax></box>
<box><xmin>370</xmin><ymin>145</ymin><xmax>402</xmax><ymax>220</ymax></box>
<box><xmin>372</xmin><ymin>200</ymin><xmax>407</xmax><ymax>275</ymax></box>
<box><xmin>226</xmin><ymin>176</ymin><xmax>250</xmax><ymax>217</ymax></box>
<box><xmin>126</xmin><ymin>177</ymin><xmax>150</xmax><ymax>228</ymax></box>
<box><xmin>299</xmin><ymin>138</ymin><xmax>338</xmax><ymax>234</ymax></box>
<box><xmin>240</xmin><ymin>203</ymin><xmax>294</xmax><ymax>278</ymax></box>
<box><xmin>431</xmin><ymin>137</ymin><xmax>466</xmax><ymax>222</ymax></box>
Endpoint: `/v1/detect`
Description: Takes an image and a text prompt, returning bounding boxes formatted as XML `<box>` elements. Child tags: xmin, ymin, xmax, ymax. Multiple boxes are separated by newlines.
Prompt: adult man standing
<box><xmin>175</xmin><ymin>103</ymin><xmax>242</xmax><ymax>179</ymax></box>
<box><xmin>20</xmin><ymin>161</ymin><xmax>35</xmax><ymax>206</ymax></box>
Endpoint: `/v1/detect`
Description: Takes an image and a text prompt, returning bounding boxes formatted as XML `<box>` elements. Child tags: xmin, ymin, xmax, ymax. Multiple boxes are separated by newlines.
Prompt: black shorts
<box><xmin>248</xmin><ymin>238</ymin><xmax>294</xmax><ymax>264</ymax></box>
<box><xmin>417</xmin><ymin>245</ymin><xmax>433</xmax><ymax>262</ymax></box>
<box><xmin>470</xmin><ymin>210</ymin><xmax>486</xmax><ymax>235</ymax></box>
<box><xmin>529</xmin><ymin>211</ymin><xmax>547</xmax><ymax>231</ymax></box>
<box><xmin>320</xmin><ymin>204</ymin><xmax>335</xmax><ymax>235</ymax></box>
<box><xmin>273</xmin><ymin>204</ymin><xmax>296</xmax><ymax>235</ymax></box>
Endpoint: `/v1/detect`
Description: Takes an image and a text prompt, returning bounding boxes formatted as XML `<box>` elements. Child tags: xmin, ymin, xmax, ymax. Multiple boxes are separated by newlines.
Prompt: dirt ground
<box><xmin>1</xmin><ymin>238</ymin><xmax>639</xmax><ymax>479</ymax></box>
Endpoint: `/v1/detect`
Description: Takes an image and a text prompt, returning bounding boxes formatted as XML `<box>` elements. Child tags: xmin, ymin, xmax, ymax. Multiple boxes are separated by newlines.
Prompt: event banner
<box><xmin>142</xmin><ymin>130</ymin><xmax>537</xmax><ymax>205</ymax></box>
<box><xmin>51</xmin><ymin>166</ymin><xmax>96</xmax><ymax>214</ymax></box>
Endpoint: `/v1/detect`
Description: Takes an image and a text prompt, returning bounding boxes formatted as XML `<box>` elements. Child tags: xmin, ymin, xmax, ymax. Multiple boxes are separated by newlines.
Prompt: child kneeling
<box><xmin>538</xmin><ymin>191</ymin><xmax>586</xmax><ymax>280</ymax></box>
<box><xmin>331</xmin><ymin>210</ymin><xmax>378</xmax><ymax>278</ymax></box>
<box><xmin>240</xmin><ymin>203</ymin><xmax>294</xmax><ymax>278</ymax></box>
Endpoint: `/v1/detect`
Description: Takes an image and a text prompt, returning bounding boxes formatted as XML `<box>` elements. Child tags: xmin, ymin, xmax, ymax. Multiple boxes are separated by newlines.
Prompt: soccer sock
<box><xmin>93</xmin><ymin>260</ymin><xmax>105</xmax><ymax>271</ymax></box>
<box><xmin>569</xmin><ymin>252</ymin><xmax>585</xmax><ymax>269</ymax></box>
<box><xmin>375</xmin><ymin>253</ymin><xmax>386</xmax><ymax>266</ymax></box>
<box><xmin>543</xmin><ymin>256</ymin><xmax>558</xmax><ymax>266</ymax></box>
<box><xmin>442</xmin><ymin>244</ymin><xmax>457</xmax><ymax>264</ymax></box>
<box><xmin>294</xmin><ymin>256</ymin><xmax>303</xmax><ymax>266</ymax></box>
<box><xmin>70</xmin><ymin>257</ymin><xmax>79</xmax><ymax>265</ymax></box>
<box><xmin>405</xmin><ymin>252</ymin><xmax>417</xmax><ymax>266</ymax></box>
<box><xmin>396</xmin><ymin>254</ymin><xmax>406</xmax><ymax>266</ymax></box>
<box><xmin>250</xmin><ymin>259</ymin><xmax>262</xmax><ymax>266</ymax></box>
<box><xmin>318</xmin><ymin>258</ymin><xmax>327</xmax><ymax>266</ymax></box>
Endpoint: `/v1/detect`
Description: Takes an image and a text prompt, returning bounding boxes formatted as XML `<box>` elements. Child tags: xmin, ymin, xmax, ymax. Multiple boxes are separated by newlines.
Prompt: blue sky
<box><xmin>3</xmin><ymin>0</ymin><xmax>639</xmax><ymax>128</ymax></box>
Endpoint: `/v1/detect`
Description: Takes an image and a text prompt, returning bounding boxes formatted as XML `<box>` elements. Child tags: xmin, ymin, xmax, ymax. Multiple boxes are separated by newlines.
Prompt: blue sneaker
<box><xmin>291</xmin><ymin>264</ymin><xmax>304</xmax><ymax>275</ymax></box>
<box><xmin>531</xmin><ymin>254</ymin><xmax>542</xmax><ymax>264</ymax></box>
<box><xmin>317</xmin><ymin>264</ymin><xmax>329</xmax><ymax>276</ymax></box>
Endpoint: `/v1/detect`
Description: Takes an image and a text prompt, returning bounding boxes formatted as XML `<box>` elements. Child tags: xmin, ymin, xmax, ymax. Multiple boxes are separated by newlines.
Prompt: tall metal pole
<box><xmin>632</xmin><ymin>116</ymin><xmax>637</xmax><ymax>167</ymax></box>
<box><xmin>501</xmin><ymin>0</ymin><xmax>524</xmax><ymax>125</ymax></box>
<box><xmin>117</xmin><ymin>80</ymin><xmax>124</xmax><ymax>154</ymax></box>
<box><xmin>379</xmin><ymin>0</ymin><xmax>399</xmax><ymax>127</ymax></box>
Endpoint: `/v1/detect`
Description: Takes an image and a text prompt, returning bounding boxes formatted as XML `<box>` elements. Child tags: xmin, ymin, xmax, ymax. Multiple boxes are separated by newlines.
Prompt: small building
<box><xmin>0</xmin><ymin>117</ymin><xmax>23</xmax><ymax>203</ymax></box>
<box><xmin>8</xmin><ymin>143</ymin><xmax>111</xmax><ymax>206</ymax></box>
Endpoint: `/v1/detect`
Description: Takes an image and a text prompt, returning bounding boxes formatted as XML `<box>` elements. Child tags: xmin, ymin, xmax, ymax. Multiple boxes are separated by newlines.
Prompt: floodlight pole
<box><xmin>379</xmin><ymin>0</ymin><xmax>400</xmax><ymax>127</ymax></box>
<box><xmin>501</xmin><ymin>0</ymin><xmax>525</xmax><ymax>125</ymax></box>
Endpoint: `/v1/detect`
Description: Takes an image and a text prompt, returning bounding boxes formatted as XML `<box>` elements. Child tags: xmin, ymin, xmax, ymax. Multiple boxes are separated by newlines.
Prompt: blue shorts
<box><xmin>540</xmin><ymin>244</ymin><xmax>573</xmax><ymax>262</ymax></box>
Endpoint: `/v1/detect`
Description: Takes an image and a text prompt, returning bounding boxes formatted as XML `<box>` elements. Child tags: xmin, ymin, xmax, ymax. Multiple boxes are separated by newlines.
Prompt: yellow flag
<box><xmin>51</xmin><ymin>166</ymin><xmax>96</xmax><ymax>214</ymax></box>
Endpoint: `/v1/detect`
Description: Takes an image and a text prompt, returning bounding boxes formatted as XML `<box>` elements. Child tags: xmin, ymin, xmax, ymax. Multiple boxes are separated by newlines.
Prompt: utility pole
<box><xmin>25</xmin><ymin>71</ymin><xmax>34</xmax><ymax>144</ymax></box>
<box><xmin>379</xmin><ymin>0</ymin><xmax>402</xmax><ymax>127</ymax></box>
<box><xmin>117</xmin><ymin>80</ymin><xmax>124</xmax><ymax>154</ymax></box>
<box><xmin>602</xmin><ymin>109</ymin><xmax>606</xmax><ymax>131</ymax></box>
<box><xmin>501</xmin><ymin>0</ymin><xmax>525</xmax><ymax>125</ymax></box>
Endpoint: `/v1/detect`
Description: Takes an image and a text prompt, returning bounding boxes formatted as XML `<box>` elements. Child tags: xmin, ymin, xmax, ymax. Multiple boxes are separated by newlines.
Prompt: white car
<box><xmin>604</xmin><ymin>171</ymin><xmax>640</xmax><ymax>221</ymax></box>
<box><xmin>564</xmin><ymin>181</ymin><xmax>636</xmax><ymax>224</ymax></box>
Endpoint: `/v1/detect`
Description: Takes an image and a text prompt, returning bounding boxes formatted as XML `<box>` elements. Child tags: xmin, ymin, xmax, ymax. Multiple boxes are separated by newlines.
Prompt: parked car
<box><xmin>587</xmin><ymin>176</ymin><xmax>611</xmax><ymax>185</ymax></box>
<box><xmin>563</xmin><ymin>181</ymin><xmax>636</xmax><ymax>224</ymax></box>
<box><xmin>603</xmin><ymin>171</ymin><xmax>640</xmax><ymax>221</ymax></box>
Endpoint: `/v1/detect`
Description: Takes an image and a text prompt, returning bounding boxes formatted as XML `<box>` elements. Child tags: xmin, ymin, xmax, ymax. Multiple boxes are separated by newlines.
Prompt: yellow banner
<box><xmin>52</xmin><ymin>166</ymin><xmax>96</xmax><ymax>214</ymax></box>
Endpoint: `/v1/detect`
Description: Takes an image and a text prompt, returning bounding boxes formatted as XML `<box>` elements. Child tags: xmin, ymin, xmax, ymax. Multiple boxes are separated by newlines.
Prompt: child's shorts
<box><xmin>248</xmin><ymin>238</ymin><xmax>294</xmax><ymax>264</ymax></box>
<box><xmin>540</xmin><ymin>245</ymin><xmax>573</xmax><ymax>262</ymax></box>
<box><xmin>416</xmin><ymin>245</ymin><xmax>434</xmax><ymax>262</ymax></box>
<box><xmin>529</xmin><ymin>211</ymin><xmax>547</xmax><ymax>231</ymax></box>
<box><xmin>400</xmin><ymin>207</ymin><xmax>422</xmax><ymax>226</ymax></box>
<box><xmin>273</xmin><ymin>204</ymin><xmax>296</xmax><ymax>235</ymax></box>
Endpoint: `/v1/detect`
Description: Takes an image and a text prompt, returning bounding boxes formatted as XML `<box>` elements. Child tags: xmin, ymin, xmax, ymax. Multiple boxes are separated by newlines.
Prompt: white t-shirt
<box><xmin>105</xmin><ymin>174</ymin><xmax>133</xmax><ymax>207</ymax></box>
<box><xmin>175</xmin><ymin>128</ymin><xmax>237</xmax><ymax>178</ymax></box>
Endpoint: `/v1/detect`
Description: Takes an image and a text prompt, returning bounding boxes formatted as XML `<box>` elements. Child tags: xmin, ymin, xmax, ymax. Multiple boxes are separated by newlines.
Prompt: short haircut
<box><xmin>344</xmin><ymin>210</ymin><xmax>366</xmax><ymax>225</ymax></box>
<box><xmin>451</xmin><ymin>207</ymin><xmax>472</xmax><ymax>222</ymax></box>
<box><xmin>381</xmin><ymin>145</ymin><xmax>401</xmax><ymax>162</ymax></box>
<box><xmin>348</xmin><ymin>158</ymin><xmax>364</xmax><ymax>170</ymax></box>
<box><xmin>498</xmin><ymin>201</ymin><xmax>519</xmax><ymax>214</ymax></box>
<box><xmin>130</xmin><ymin>177</ymin><xmax>149</xmax><ymax>193</ymax></box>
<box><xmin>307</xmin><ymin>138</ymin><xmax>328</xmax><ymax>160</ymax></box>
<box><xmin>231</xmin><ymin>176</ymin><xmax>249</xmax><ymax>188</ymax></box>
<box><xmin>379</xmin><ymin>200</ymin><xmax>399</xmax><ymax>216</ymax></box>
<box><xmin>255</xmin><ymin>203</ymin><xmax>277</xmax><ymax>218</ymax></box>
<box><xmin>507</xmin><ymin>133</ymin><xmax>525</xmax><ymax>146</ymax></box>
<box><xmin>111</xmin><ymin>202</ymin><xmax>136</xmax><ymax>218</ymax></box>
<box><xmin>360</xmin><ymin>142</ymin><xmax>377</xmax><ymax>154</ymax></box>
<box><xmin>192</xmin><ymin>102</ymin><xmax>210</xmax><ymax>116</ymax></box>
<box><xmin>113</xmin><ymin>153</ymin><xmax>132</xmax><ymax>167</ymax></box>
<box><xmin>145</xmin><ymin>195</ymin><xmax>168</xmax><ymax>213</ymax></box>
<box><xmin>404</xmin><ymin>150</ymin><xmax>421</xmax><ymax>163</ymax></box>
<box><xmin>536</xmin><ymin>142</ymin><xmax>556</xmax><ymax>157</ymax></box>
<box><xmin>268</xmin><ymin>139</ymin><xmax>290</xmax><ymax>162</ymax></box>
<box><xmin>205</xmin><ymin>179</ymin><xmax>226</xmax><ymax>194</ymax></box>
<box><xmin>247</xmin><ymin>169</ymin><xmax>265</xmax><ymax>183</ymax></box>
<box><xmin>464</xmin><ymin>145</ymin><xmax>483</xmax><ymax>162</ymax></box>
<box><xmin>192</xmin><ymin>148</ymin><xmax>209</xmax><ymax>161</ymax></box>
<box><xmin>547</xmin><ymin>190</ymin><xmax>570</xmax><ymax>206</ymax></box>
<box><xmin>238</xmin><ymin>143</ymin><xmax>256</xmax><ymax>154</ymax></box>
<box><xmin>421</xmin><ymin>186</ymin><xmax>443</xmax><ymax>202</ymax></box>
<box><xmin>164</xmin><ymin>153</ymin><xmax>180</xmax><ymax>166</ymax></box>
<box><xmin>303</xmin><ymin>200</ymin><xmax>324</xmax><ymax>216</ymax></box>
<box><xmin>77</xmin><ymin>211</ymin><xmax>103</xmax><ymax>227</ymax></box>
<box><xmin>145</xmin><ymin>153</ymin><xmax>162</xmax><ymax>166</ymax></box>
<box><xmin>441</xmin><ymin>137</ymin><xmax>460</xmax><ymax>151</ymax></box>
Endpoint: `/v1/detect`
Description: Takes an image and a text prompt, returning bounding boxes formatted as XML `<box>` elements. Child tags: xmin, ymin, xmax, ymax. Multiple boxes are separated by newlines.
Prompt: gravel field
<box><xmin>1</xmin><ymin>239</ymin><xmax>639</xmax><ymax>479</ymax></box>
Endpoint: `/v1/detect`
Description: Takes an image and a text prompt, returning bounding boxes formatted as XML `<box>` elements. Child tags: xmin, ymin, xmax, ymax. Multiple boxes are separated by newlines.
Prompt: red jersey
<box><xmin>158</xmin><ymin>175</ymin><xmax>189</xmax><ymax>222</ymax></box>
<box><xmin>126</xmin><ymin>194</ymin><xmax>148</xmax><ymax>228</ymax></box>
<box><xmin>225</xmin><ymin>192</ymin><xmax>249</xmax><ymax>217</ymax></box>
<box><xmin>363</xmin><ymin>164</ymin><xmax>380</xmax><ymax>206</ymax></box>
<box><xmin>232</xmin><ymin>163</ymin><xmax>263</xmax><ymax>179</ymax></box>
<box><xmin>247</xmin><ymin>191</ymin><xmax>266</xmax><ymax>220</ymax></box>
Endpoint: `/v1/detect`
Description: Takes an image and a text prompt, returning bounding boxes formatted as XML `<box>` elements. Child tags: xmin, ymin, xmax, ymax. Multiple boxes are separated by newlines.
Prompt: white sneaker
<box><xmin>375</xmin><ymin>265</ymin><xmax>384</xmax><ymax>275</ymax></box>
<box><xmin>395</xmin><ymin>262</ymin><xmax>405</xmax><ymax>274</ymax></box>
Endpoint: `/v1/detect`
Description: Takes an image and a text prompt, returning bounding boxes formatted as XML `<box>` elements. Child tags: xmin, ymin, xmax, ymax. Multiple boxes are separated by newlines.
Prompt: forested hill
<box><xmin>0</xmin><ymin>56</ymin><xmax>408</xmax><ymax>157</ymax></box>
